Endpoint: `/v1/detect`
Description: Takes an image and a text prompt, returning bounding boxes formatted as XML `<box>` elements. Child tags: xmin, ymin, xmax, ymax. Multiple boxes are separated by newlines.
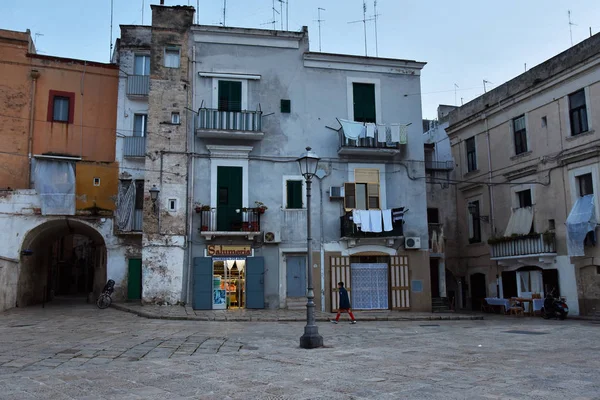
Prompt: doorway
<box><xmin>430</xmin><ymin>259</ymin><xmax>440</xmax><ymax>298</ymax></box>
<box><xmin>212</xmin><ymin>259</ymin><xmax>246</xmax><ymax>309</ymax></box>
<box><xmin>286</xmin><ymin>255</ymin><xmax>306</xmax><ymax>298</ymax></box>
<box><xmin>217</xmin><ymin>166</ymin><xmax>243</xmax><ymax>231</ymax></box>
<box><xmin>470</xmin><ymin>273</ymin><xmax>487</xmax><ymax>311</ymax></box>
<box><xmin>127</xmin><ymin>258</ymin><xmax>142</xmax><ymax>300</ymax></box>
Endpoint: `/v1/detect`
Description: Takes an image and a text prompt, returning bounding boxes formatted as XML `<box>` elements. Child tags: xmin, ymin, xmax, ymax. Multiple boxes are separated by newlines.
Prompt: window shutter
<box><xmin>286</xmin><ymin>180</ymin><xmax>303</xmax><ymax>209</ymax></box>
<box><xmin>344</xmin><ymin>183</ymin><xmax>356</xmax><ymax>210</ymax></box>
<box><xmin>354</xmin><ymin>168</ymin><xmax>380</xmax><ymax>184</ymax></box>
<box><xmin>352</xmin><ymin>82</ymin><xmax>376</xmax><ymax>123</ymax></box>
<box><xmin>367</xmin><ymin>183</ymin><xmax>380</xmax><ymax>209</ymax></box>
<box><xmin>218</xmin><ymin>80</ymin><xmax>242</xmax><ymax>112</ymax></box>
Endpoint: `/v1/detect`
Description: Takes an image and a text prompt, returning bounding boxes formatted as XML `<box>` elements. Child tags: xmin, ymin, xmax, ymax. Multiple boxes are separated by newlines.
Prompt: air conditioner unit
<box><xmin>330</xmin><ymin>186</ymin><xmax>345</xmax><ymax>199</ymax></box>
<box><xmin>264</xmin><ymin>231</ymin><xmax>281</xmax><ymax>244</ymax></box>
<box><xmin>404</xmin><ymin>237</ymin><xmax>421</xmax><ymax>250</ymax></box>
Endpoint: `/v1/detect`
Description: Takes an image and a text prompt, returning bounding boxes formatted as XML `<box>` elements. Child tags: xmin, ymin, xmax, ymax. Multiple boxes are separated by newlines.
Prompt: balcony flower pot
<box><xmin>255</xmin><ymin>201</ymin><xmax>268</xmax><ymax>214</ymax></box>
<box><xmin>200</xmin><ymin>225</ymin><xmax>209</xmax><ymax>232</ymax></box>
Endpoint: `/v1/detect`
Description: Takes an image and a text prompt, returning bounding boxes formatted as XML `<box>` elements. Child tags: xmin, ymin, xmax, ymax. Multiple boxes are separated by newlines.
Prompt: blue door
<box><xmin>286</xmin><ymin>256</ymin><xmax>306</xmax><ymax>297</ymax></box>
<box><xmin>246</xmin><ymin>257</ymin><xmax>265</xmax><ymax>309</ymax></box>
<box><xmin>193</xmin><ymin>257</ymin><xmax>213</xmax><ymax>310</ymax></box>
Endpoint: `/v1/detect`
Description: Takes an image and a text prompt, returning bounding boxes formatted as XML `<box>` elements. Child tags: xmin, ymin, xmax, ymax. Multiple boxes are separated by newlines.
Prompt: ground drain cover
<box><xmin>9</xmin><ymin>324</ymin><xmax>36</xmax><ymax>328</ymax></box>
<box><xmin>504</xmin><ymin>330</ymin><xmax>548</xmax><ymax>335</ymax></box>
<box><xmin>419</xmin><ymin>324</ymin><xmax>440</xmax><ymax>327</ymax></box>
<box><xmin>57</xmin><ymin>349</ymin><xmax>81</xmax><ymax>354</ymax></box>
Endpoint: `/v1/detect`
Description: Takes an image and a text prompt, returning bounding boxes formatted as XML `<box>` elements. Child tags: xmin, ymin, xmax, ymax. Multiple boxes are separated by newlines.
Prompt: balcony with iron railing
<box><xmin>489</xmin><ymin>233</ymin><xmax>557</xmax><ymax>260</ymax></box>
<box><xmin>425</xmin><ymin>160</ymin><xmax>454</xmax><ymax>171</ymax></box>
<box><xmin>338</xmin><ymin>128</ymin><xmax>401</xmax><ymax>157</ymax></box>
<box><xmin>126</xmin><ymin>75</ymin><xmax>150</xmax><ymax>97</ymax></box>
<box><xmin>340</xmin><ymin>212</ymin><xmax>403</xmax><ymax>239</ymax></box>
<box><xmin>195</xmin><ymin>107</ymin><xmax>264</xmax><ymax>140</ymax></box>
<box><xmin>198</xmin><ymin>207</ymin><xmax>262</xmax><ymax>240</ymax></box>
<box><xmin>123</xmin><ymin>136</ymin><xmax>146</xmax><ymax>158</ymax></box>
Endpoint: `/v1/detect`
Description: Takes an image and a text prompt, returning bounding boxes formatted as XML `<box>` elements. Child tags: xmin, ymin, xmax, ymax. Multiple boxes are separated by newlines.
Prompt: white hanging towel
<box><xmin>382</xmin><ymin>209</ymin><xmax>393</xmax><ymax>232</ymax></box>
<box><xmin>389</xmin><ymin>124</ymin><xmax>401</xmax><ymax>143</ymax></box>
<box><xmin>352</xmin><ymin>209</ymin><xmax>362</xmax><ymax>228</ymax></box>
<box><xmin>365</xmin><ymin>123</ymin><xmax>376</xmax><ymax>138</ymax></box>
<box><xmin>369</xmin><ymin>210</ymin><xmax>383</xmax><ymax>233</ymax></box>
<box><xmin>399</xmin><ymin>124</ymin><xmax>408</xmax><ymax>144</ymax></box>
<box><xmin>339</xmin><ymin>119</ymin><xmax>366</xmax><ymax>140</ymax></box>
<box><xmin>359</xmin><ymin>210</ymin><xmax>371</xmax><ymax>232</ymax></box>
<box><xmin>377</xmin><ymin>124</ymin><xmax>389</xmax><ymax>143</ymax></box>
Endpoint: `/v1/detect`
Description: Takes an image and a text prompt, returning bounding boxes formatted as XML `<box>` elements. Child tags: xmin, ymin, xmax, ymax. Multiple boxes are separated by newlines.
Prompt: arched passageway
<box><xmin>18</xmin><ymin>219</ymin><xmax>107</xmax><ymax>307</ymax></box>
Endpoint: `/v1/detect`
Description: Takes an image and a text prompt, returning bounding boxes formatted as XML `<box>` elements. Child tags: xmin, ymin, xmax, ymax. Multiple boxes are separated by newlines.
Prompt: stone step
<box><xmin>286</xmin><ymin>298</ymin><xmax>307</xmax><ymax>310</ymax></box>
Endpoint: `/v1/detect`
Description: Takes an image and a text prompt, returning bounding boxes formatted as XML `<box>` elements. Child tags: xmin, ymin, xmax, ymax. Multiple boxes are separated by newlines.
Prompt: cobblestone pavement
<box><xmin>1</xmin><ymin>302</ymin><xmax>599</xmax><ymax>399</ymax></box>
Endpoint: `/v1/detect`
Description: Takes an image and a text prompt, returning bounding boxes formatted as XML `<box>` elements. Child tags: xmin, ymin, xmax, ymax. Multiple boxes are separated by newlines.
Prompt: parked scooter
<box><xmin>542</xmin><ymin>290</ymin><xmax>568</xmax><ymax>320</ymax></box>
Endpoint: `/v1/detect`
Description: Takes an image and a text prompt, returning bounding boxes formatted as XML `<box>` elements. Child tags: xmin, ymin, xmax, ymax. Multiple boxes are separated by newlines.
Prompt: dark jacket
<box><xmin>339</xmin><ymin>287</ymin><xmax>351</xmax><ymax>309</ymax></box>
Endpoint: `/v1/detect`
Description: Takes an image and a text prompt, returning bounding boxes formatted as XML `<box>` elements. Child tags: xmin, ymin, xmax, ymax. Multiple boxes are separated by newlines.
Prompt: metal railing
<box><xmin>425</xmin><ymin>160</ymin><xmax>454</xmax><ymax>171</ymax></box>
<box><xmin>490</xmin><ymin>233</ymin><xmax>557</xmax><ymax>259</ymax></box>
<box><xmin>199</xmin><ymin>207</ymin><xmax>261</xmax><ymax>233</ymax></box>
<box><xmin>196</xmin><ymin>108</ymin><xmax>262</xmax><ymax>132</ymax></box>
<box><xmin>340</xmin><ymin>211</ymin><xmax>403</xmax><ymax>238</ymax></box>
<box><xmin>126</xmin><ymin>75</ymin><xmax>150</xmax><ymax>96</ymax></box>
<box><xmin>123</xmin><ymin>136</ymin><xmax>146</xmax><ymax>157</ymax></box>
<box><xmin>339</xmin><ymin>129</ymin><xmax>400</xmax><ymax>150</ymax></box>
<box><xmin>428</xmin><ymin>223</ymin><xmax>444</xmax><ymax>253</ymax></box>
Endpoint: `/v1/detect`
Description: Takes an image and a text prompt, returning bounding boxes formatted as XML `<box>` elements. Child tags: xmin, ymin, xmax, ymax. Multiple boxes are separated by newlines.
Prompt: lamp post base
<box><xmin>300</xmin><ymin>331</ymin><xmax>324</xmax><ymax>349</ymax></box>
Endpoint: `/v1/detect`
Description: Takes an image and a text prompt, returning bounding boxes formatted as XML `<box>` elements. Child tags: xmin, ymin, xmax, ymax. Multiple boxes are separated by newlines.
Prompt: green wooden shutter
<box><xmin>286</xmin><ymin>180</ymin><xmax>303</xmax><ymax>209</ymax></box>
<box><xmin>218</xmin><ymin>80</ymin><xmax>242</xmax><ymax>112</ymax></box>
<box><xmin>352</xmin><ymin>82</ymin><xmax>376</xmax><ymax>123</ymax></box>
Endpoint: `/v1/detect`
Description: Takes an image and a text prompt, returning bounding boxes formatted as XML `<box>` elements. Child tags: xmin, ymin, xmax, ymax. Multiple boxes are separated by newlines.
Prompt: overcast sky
<box><xmin>2</xmin><ymin>0</ymin><xmax>599</xmax><ymax>119</ymax></box>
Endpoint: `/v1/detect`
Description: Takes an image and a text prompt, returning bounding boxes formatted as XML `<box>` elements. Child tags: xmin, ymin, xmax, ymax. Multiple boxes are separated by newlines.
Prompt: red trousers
<box><xmin>336</xmin><ymin>309</ymin><xmax>356</xmax><ymax>321</ymax></box>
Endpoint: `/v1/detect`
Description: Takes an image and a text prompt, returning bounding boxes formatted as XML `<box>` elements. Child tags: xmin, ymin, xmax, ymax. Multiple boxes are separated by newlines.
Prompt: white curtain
<box><xmin>116</xmin><ymin>180</ymin><xmax>135</xmax><ymax>231</ymax></box>
<box><xmin>504</xmin><ymin>207</ymin><xmax>534</xmax><ymax>236</ymax></box>
<box><xmin>566</xmin><ymin>194</ymin><xmax>597</xmax><ymax>256</ymax></box>
<box><xmin>517</xmin><ymin>271</ymin><xmax>530</xmax><ymax>297</ymax></box>
<box><xmin>34</xmin><ymin>159</ymin><xmax>75</xmax><ymax>215</ymax></box>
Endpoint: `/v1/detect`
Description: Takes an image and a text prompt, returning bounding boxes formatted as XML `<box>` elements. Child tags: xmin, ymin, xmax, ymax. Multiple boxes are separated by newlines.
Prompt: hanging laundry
<box><xmin>352</xmin><ymin>209</ymin><xmax>362</xmax><ymax>228</ymax></box>
<box><xmin>377</xmin><ymin>124</ymin><xmax>388</xmax><ymax>143</ymax></box>
<box><xmin>392</xmin><ymin>207</ymin><xmax>406</xmax><ymax>223</ymax></box>
<box><xmin>359</xmin><ymin>209</ymin><xmax>371</xmax><ymax>232</ymax></box>
<box><xmin>399</xmin><ymin>124</ymin><xmax>408</xmax><ymax>144</ymax></box>
<box><xmin>369</xmin><ymin>210</ymin><xmax>383</xmax><ymax>233</ymax></box>
<box><xmin>365</xmin><ymin>123</ymin><xmax>376</xmax><ymax>139</ymax></box>
<box><xmin>338</xmin><ymin>119</ymin><xmax>366</xmax><ymax>140</ymax></box>
<box><xmin>382</xmin><ymin>209</ymin><xmax>393</xmax><ymax>232</ymax></box>
<box><xmin>389</xmin><ymin>124</ymin><xmax>401</xmax><ymax>143</ymax></box>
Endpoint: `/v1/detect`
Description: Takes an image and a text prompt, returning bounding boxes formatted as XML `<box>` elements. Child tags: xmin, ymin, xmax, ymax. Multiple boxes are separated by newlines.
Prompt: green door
<box><xmin>127</xmin><ymin>258</ymin><xmax>142</xmax><ymax>300</ymax></box>
<box><xmin>217</xmin><ymin>166</ymin><xmax>243</xmax><ymax>231</ymax></box>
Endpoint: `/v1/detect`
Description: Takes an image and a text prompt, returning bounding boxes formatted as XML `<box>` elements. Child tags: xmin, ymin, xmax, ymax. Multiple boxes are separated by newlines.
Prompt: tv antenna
<box><xmin>348</xmin><ymin>1</ymin><xmax>374</xmax><ymax>56</ymax></box>
<box><xmin>483</xmin><ymin>79</ymin><xmax>492</xmax><ymax>93</ymax></box>
<box><xmin>454</xmin><ymin>83</ymin><xmax>459</xmax><ymax>106</ymax></box>
<box><xmin>271</xmin><ymin>0</ymin><xmax>280</xmax><ymax>30</ymax></box>
<box><xmin>34</xmin><ymin>32</ymin><xmax>43</xmax><ymax>47</ymax></box>
<box><xmin>568</xmin><ymin>10</ymin><xmax>577</xmax><ymax>46</ymax></box>
<box><xmin>372</xmin><ymin>1</ymin><xmax>381</xmax><ymax>57</ymax></box>
<box><xmin>197</xmin><ymin>0</ymin><xmax>199</xmax><ymax>24</ymax></box>
<box><xmin>315</xmin><ymin>7</ymin><xmax>325</xmax><ymax>52</ymax></box>
<box><xmin>222</xmin><ymin>0</ymin><xmax>227</xmax><ymax>26</ymax></box>
<box><xmin>109</xmin><ymin>0</ymin><xmax>114</xmax><ymax>60</ymax></box>
<box><xmin>142</xmin><ymin>0</ymin><xmax>144</xmax><ymax>25</ymax></box>
<box><xmin>277</xmin><ymin>0</ymin><xmax>285</xmax><ymax>30</ymax></box>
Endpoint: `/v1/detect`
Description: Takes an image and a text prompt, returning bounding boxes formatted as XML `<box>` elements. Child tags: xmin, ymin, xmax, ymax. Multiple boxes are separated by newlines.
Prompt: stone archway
<box><xmin>17</xmin><ymin>219</ymin><xmax>107</xmax><ymax>307</ymax></box>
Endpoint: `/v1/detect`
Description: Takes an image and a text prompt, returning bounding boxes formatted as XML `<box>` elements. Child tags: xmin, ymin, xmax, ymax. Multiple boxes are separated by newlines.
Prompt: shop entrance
<box><xmin>212</xmin><ymin>259</ymin><xmax>246</xmax><ymax>309</ymax></box>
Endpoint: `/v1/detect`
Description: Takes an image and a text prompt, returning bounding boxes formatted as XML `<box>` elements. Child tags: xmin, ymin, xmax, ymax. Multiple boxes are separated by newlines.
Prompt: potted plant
<box><xmin>200</xmin><ymin>225</ymin><xmax>209</xmax><ymax>232</ymax></box>
<box><xmin>194</xmin><ymin>203</ymin><xmax>203</xmax><ymax>213</ymax></box>
<box><xmin>255</xmin><ymin>201</ymin><xmax>268</xmax><ymax>214</ymax></box>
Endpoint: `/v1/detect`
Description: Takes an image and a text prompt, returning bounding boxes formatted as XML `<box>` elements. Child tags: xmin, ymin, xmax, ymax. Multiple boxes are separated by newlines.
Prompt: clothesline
<box><xmin>351</xmin><ymin>208</ymin><xmax>406</xmax><ymax>233</ymax></box>
<box><xmin>337</xmin><ymin>119</ymin><xmax>411</xmax><ymax>145</ymax></box>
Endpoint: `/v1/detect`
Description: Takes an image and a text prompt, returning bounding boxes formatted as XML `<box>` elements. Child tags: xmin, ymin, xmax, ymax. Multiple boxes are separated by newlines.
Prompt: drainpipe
<box><xmin>185</xmin><ymin>45</ymin><xmax>196</xmax><ymax>304</ymax></box>
<box><xmin>27</xmin><ymin>70</ymin><xmax>40</xmax><ymax>187</ymax></box>
<box><xmin>484</xmin><ymin>116</ymin><xmax>495</xmax><ymax>235</ymax></box>
<box><xmin>319</xmin><ymin>177</ymin><xmax>325</xmax><ymax>312</ymax></box>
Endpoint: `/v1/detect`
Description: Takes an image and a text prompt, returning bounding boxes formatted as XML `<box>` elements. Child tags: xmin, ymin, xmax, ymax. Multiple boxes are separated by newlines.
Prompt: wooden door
<box><xmin>127</xmin><ymin>258</ymin><xmax>142</xmax><ymax>300</ymax></box>
<box><xmin>390</xmin><ymin>255</ymin><xmax>410</xmax><ymax>310</ymax></box>
<box><xmin>330</xmin><ymin>256</ymin><xmax>351</xmax><ymax>312</ymax></box>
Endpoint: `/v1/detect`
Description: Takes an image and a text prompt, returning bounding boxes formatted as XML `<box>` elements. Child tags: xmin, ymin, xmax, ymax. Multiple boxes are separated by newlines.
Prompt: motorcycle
<box><xmin>542</xmin><ymin>290</ymin><xmax>568</xmax><ymax>320</ymax></box>
<box><xmin>96</xmin><ymin>279</ymin><xmax>115</xmax><ymax>309</ymax></box>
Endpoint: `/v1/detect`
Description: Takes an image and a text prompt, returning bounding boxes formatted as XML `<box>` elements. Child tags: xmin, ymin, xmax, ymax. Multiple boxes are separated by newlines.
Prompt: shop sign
<box><xmin>207</xmin><ymin>244</ymin><xmax>252</xmax><ymax>257</ymax></box>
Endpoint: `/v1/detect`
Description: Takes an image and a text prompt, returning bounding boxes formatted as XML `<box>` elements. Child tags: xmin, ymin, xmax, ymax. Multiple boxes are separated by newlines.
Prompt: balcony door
<box><xmin>217</xmin><ymin>166</ymin><xmax>243</xmax><ymax>231</ymax></box>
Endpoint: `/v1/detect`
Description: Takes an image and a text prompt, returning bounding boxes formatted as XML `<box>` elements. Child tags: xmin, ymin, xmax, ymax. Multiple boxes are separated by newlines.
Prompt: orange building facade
<box><xmin>0</xmin><ymin>28</ymin><xmax>119</xmax><ymax>212</ymax></box>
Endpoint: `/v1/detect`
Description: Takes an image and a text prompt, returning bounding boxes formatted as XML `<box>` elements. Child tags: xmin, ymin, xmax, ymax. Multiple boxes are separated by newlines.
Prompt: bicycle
<box><xmin>96</xmin><ymin>279</ymin><xmax>115</xmax><ymax>309</ymax></box>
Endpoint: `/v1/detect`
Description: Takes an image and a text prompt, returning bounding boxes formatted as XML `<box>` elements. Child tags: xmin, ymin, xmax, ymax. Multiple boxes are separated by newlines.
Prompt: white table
<box><xmin>533</xmin><ymin>299</ymin><xmax>544</xmax><ymax>312</ymax></box>
<box><xmin>485</xmin><ymin>298</ymin><xmax>511</xmax><ymax>312</ymax></box>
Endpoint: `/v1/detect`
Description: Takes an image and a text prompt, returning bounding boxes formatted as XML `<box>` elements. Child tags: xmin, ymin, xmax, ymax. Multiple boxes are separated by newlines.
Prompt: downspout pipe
<box><xmin>27</xmin><ymin>70</ymin><xmax>40</xmax><ymax>187</ymax></box>
<box><xmin>185</xmin><ymin>45</ymin><xmax>196</xmax><ymax>304</ymax></box>
<box><xmin>484</xmin><ymin>116</ymin><xmax>495</xmax><ymax>235</ymax></box>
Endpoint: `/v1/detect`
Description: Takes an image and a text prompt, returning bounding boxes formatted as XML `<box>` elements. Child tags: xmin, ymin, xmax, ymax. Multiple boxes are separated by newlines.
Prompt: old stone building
<box><xmin>114</xmin><ymin>4</ymin><xmax>433</xmax><ymax>312</ymax></box>
<box><xmin>445</xmin><ymin>32</ymin><xmax>600</xmax><ymax>316</ymax></box>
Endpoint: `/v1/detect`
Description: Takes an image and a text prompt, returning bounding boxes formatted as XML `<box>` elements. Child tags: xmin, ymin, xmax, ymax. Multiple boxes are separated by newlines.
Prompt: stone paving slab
<box><xmin>111</xmin><ymin>302</ymin><xmax>485</xmax><ymax>322</ymax></box>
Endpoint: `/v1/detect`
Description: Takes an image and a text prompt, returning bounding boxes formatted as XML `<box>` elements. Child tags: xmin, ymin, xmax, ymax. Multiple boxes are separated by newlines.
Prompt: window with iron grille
<box><xmin>513</xmin><ymin>115</ymin><xmax>528</xmax><ymax>155</ymax></box>
<box><xmin>466</xmin><ymin>137</ymin><xmax>477</xmax><ymax>172</ymax></box>
<box><xmin>569</xmin><ymin>89</ymin><xmax>589</xmax><ymax>136</ymax></box>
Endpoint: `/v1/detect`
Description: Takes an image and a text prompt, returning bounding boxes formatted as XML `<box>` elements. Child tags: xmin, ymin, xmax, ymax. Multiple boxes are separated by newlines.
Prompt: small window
<box><xmin>569</xmin><ymin>89</ymin><xmax>589</xmax><ymax>136</ymax></box>
<box><xmin>517</xmin><ymin>189</ymin><xmax>532</xmax><ymax>208</ymax></box>
<box><xmin>218</xmin><ymin>80</ymin><xmax>242</xmax><ymax>112</ymax></box>
<box><xmin>352</xmin><ymin>82</ymin><xmax>376</xmax><ymax>123</ymax></box>
<box><xmin>281</xmin><ymin>99</ymin><xmax>291</xmax><ymax>113</ymax></box>
<box><xmin>577</xmin><ymin>173</ymin><xmax>593</xmax><ymax>197</ymax></box>
<box><xmin>541</xmin><ymin>116</ymin><xmax>547</xmax><ymax>128</ymax></box>
<box><xmin>171</xmin><ymin>112</ymin><xmax>180</xmax><ymax>124</ymax></box>
<box><xmin>135</xmin><ymin>180</ymin><xmax>144</xmax><ymax>210</ymax></box>
<box><xmin>466</xmin><ymin>137</ymin><xmax>477</xmax><ymax>172</ymax></box>
<box><xmin>164</xmin><ymin>46</ymin><xmax>180</xmax><ymax>68</ymax></box>
<box><xmin>134</xmin><ymin>54</ymin><xmax>150</xmax><ymax>75</ymax></box>
<box><xmin>468</xmin><ymin>200</ymin><xmax>481</xmax><ymax>244</ymax></box>
<box><xmin>53</xmin><ymin>97</ymin><xmax>70</xmax><ymax>122</ymax></box>
<box><xmin>133</xmin><ymin>114</ymin><xmax>148</xmax><ymax>137</ymax></box>
<box><xmin>93</xmin><ymin>177</ymin><xmax>101</xmax><ymax>187</ymax></box>
<box><xmin>427</xmin><ymin>208</ymin><xmax>439</xmax><ymax>224</ymax></box>
<box><xmin>286</xmin><ymin>180</ymin><xmax>303</xmax><ymax>209</ymax></box>
<box><xmin>597</xmin><ymin>266</ymin><xmax>600</xmax><ymax>275</ymax></box>
<box><xmin>548</xmin><ymin>219</ymin><xmax>555</xmax><ymax>230</ymax></box>
<box><xmin>513</xmin><ymin>115</ymin><xmax>528</xmax><ymax>155</ymax></box>
<box><xmin>167</xmin><ymin>198</ymin><xmax>177</xmax><ymax>212</ymax></box>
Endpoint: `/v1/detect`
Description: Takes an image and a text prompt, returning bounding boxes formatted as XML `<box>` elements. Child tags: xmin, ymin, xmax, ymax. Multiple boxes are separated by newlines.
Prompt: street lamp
<box><xmin>467</xmin><ymin>202</ymin><xmax>489</xmax><ymax>222</ymax></box>
<box><xmin>296</xmin><ymin>147</ymin><xmax>323</xmax><ymax>349</ymax></box>
<box><xmin>149</xmin><ymin>185</ymin><xmax>160</xmax><ymax>213</ymax></box>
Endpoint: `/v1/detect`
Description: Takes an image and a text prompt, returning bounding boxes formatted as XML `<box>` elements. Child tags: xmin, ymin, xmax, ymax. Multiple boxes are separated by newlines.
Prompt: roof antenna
<box><xmin>277</xmin><ymin>0</ymin><xmax>285</xmax><ymax>30</ymax></box>
<box><xmin>110</xmin><ymin>0</ymin><xmax>114</xmax><ymax>60</ymax></box>
<box><xmin>454</xmin><ymin>83</ymin><xmax>459</xmax><ymax>106</ymax></box>
<box><xmin>142</xmin><ymin>0</ymin><xmax>144</xmax><ymax>25</ymax></box>
<box><xmin>222</xmin><ymin>0</ymin><xmax>227</xmax><ymax>26</ymax></box>
<box><xmin>348</xmin><ymin>1</ymin><xmax>374</xmax><ymax>56</ymax></box>
<box><xmin>372</xmin><ymin>1</ymin><xmax>381</xmax><ymax>57</ymax></box>
<box><xmin>568</xmin><ymin>10</ymin><xmax>577</xmax><ymax>46</ymax></box>
<box><xmin>315</xmin><ymin>7</ymin><xmax>325</xmax><ymax>52</ymax></box>
<box><xmin>483</xmin><ymin>79</ymin><xmax>492</xmax><ymax>93</ymax></box>
<box><xmin>34</xmin><ymin>32</ymin><xmax>43</xmax><ymax>47</ymax></box>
